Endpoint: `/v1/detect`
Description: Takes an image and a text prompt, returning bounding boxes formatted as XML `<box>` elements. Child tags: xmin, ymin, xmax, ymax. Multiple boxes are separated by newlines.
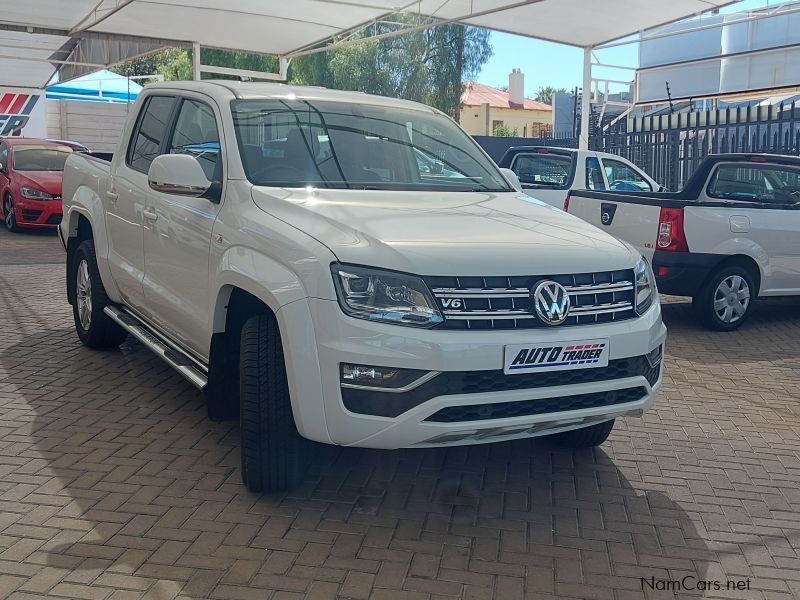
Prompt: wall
<box><xmin>46</xmin><ymin>98</ymin><xmax>133</xmax><ymax>153</ymax></box>
<box><xmin>460</xmin><ymin>105</ymin><xmax>551</xmax><ymax>137</ymax></box>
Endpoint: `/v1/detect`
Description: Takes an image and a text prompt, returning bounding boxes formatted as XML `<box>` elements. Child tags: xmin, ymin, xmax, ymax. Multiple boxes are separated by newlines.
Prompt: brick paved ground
<box><xmin>1</xmin><ymin>227</ymin><xmax>800</xmax><ymax>600</ymax></box>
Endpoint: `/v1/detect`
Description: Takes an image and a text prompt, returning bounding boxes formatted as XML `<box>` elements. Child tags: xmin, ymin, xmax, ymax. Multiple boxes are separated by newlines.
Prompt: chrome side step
<box><xmin>104</xmin><ymin>305</ymin><xmax>208</xmax><ymax>390</ymax></box>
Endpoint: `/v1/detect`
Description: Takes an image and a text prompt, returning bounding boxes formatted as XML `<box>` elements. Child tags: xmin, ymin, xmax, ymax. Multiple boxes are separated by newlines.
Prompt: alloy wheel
<box><xmin>4</xmin><ymin>196</ymin><xmax>13</xmax><ymax>230</ymax></box>
<box><xmin>713</xmin><ymin>275</ymin><xmax>750</xmax><ymax>324</ymax></box>
<box><xmin>76</xmin><ymin>259</ymin><xmax>92</xmax><ymax>331</ymax></box>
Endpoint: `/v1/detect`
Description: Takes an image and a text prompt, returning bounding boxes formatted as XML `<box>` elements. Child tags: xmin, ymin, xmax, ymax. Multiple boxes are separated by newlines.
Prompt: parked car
<box><xmin>566</xmin><ymin>153</ymin><xmax>800</xmax><ymax>330</ymax></box>
<box><xmin>0</xmin><ymin>138</ymin><xmax>71</xmax><ymax>231</ymax></box>
<box><xmin>497</xmin><ymin>147</ymin><xmax>660</xmax><ymax>208</ymax></box>
<box><xmin>61</xmin><ymin>81</ymin><xmax>666</xmax><ymax>492</ymax></box>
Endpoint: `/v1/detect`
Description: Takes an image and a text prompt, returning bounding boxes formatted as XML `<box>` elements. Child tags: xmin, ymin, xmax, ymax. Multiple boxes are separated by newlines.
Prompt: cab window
<box><xmin>127</xmin><ymin>96</ymin><xmax>176</xmax><ymax>174</ymax></box>
<box><xmin>603</xmin><ymin>158</ymin><xmax>653</xmax><ymax>192</ymax></box>
<box><xmin>510</xmin><ymin>153</ymin><xmax>572</xmax><ymax>187</ymax></box>
<box><xmin>707</xmin><ymin>164</ymin><xmax>800</xmax><ymax>204</ymax></box>
<box><xmin>586</xmin><ymin>156</ymin><xmax>606</xmax><ymax>190</ymax></box>
<box><xmin>168</xmin><ymin>99</ymin><xmax>221</xmax><ymax>180</ymax></box>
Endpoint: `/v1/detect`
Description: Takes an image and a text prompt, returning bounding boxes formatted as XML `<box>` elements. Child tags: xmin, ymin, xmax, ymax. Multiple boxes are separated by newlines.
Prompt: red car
<box><xmin>0</xmin><ymin>138</ymin><xmax>72</xmax><ymax>231</ymax></box>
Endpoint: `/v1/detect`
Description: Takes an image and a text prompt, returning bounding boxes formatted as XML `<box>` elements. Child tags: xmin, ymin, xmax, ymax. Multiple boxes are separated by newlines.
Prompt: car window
<box><xmin>0</xmin><ymin>143</ymin><xmax>7</xmax><ymax>172</ymax></box>
<box><xmin>586</xmin><ymin>156</ymin><xmax>606</xmax><ymax>190</ymax></box>
<box><xmin>168</xmin><ymin>99</ymin><xmax>221</xmax><ymax>180</ymax></box>
<box><xmin>707</xmin><ymin>164</ymin><xmax>800</xmax><ymax>204</ymax></box>
<box><xmin>231</xmin><ymin>99</ymin><xmax>510</xmax><ymax>192</ymax></box>
<box><xmin>11</xmin><ymin>147</ymin><xmax>72</xmax><ymax>171</ymax></box>
<box><xmin>127</xmin><ymin>96</ymin><xmax>176</xmax><ymax>174</ymax></box>
<box><xmin>603</xmin><ymin>158</ymin><xmax>653</xmax><ymax>192</ymax></box>
<box><xmin>509</xmin><ymin>153</ymin><xmax>572</xmax><ymax>187</ymax></box>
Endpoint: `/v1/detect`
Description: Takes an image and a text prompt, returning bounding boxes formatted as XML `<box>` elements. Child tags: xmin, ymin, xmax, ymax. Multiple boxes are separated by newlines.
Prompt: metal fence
<box><xmin>591</xmin><ymin>101</ymin><xmax>800</xmax><ymax>190</ymax></box>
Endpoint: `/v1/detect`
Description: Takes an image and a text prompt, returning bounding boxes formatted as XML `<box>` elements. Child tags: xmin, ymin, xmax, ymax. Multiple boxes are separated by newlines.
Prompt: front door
<box><xmin>142</xmin><ymin>95</ymin><xmax>223</xmax><ymax>358</ymax></box>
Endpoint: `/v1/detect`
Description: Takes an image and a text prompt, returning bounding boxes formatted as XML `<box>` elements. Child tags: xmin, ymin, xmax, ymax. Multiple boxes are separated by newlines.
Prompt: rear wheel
<box><xmin>72</xmin><ymin>240</ymin><xmax>128</xmax><ymax>348</ymax></box>
<box><xmin>239</xmin><ymin>313</ymin><xmax>306</xmax><ymax>493</ymax></box>
<box><xmin>4</xmin><ymin>193</ymin><xmax>19</xmax><ymax>232</ymax></box>
<box><xmin>549</xmin><ymin>419</ymin><xmax>615</xmax><ymax>448</ymax></box>
<box><xmin>693</xmin><ymin>265</ymin><xmax>755</xmax><ymax>331</ymax></box>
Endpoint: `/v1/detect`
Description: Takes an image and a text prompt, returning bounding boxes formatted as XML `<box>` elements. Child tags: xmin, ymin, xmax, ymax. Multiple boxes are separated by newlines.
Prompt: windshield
<box><xmin>510</xmin><ymin>153</ymin><xmax>573</xmax><ymax>187</ymax></box>
<box><xmin>12</xmin><ymin>147</ymin><xmax>71</xmax><ymax>171</ymax></box>
<box><xmin>231</xmin><ymin>99</ymin><xmax>511</xmax><ymax>192</ymax></box>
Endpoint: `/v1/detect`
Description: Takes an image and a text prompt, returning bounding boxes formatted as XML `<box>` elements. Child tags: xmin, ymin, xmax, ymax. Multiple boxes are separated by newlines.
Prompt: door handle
<box><xmin>106</xmin><ymin>190</ymin><xmax>119</xmax><ymax>201</ymax></box>
<box><xmin>143</xmin><ymin>208</ymin><xmax>158</xmax><ymax>222</ymax></box>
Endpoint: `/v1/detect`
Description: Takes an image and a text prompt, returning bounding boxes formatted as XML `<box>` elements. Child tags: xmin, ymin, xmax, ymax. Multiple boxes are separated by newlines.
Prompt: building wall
<box><xmin>459</xmin><ymin>105</ymin><xmax>551</xmax><ymax>137</ymax></box>
<box><xmin>46</xmin><ymin>98</ymin><xmax>134</xmax><ymax>153</ymax></box>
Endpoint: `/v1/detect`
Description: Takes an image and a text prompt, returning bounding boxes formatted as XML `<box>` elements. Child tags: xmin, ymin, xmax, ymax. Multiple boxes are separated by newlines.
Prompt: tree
<box><xmin>534</xmin><ymin>85</ymin><xmax>567</xmax><ymax>105</ymax></box>
<box><xmin>492</xmin><ymin>123</ymin><xmax>517</xmax><ymax>137</ymax></box>
<box><xmin>290</xmin><ymin>16</ymin><xmax>492</xmax><ymax>117</ymax></box>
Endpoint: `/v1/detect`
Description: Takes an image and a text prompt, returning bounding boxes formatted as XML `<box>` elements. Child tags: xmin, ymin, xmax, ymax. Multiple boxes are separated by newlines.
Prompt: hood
<box><xmin>251</xmin><ymin>187</ymin><xmax>639</xmax><ymax>276</ymax></box>
<box><xmin>14</xmin><ymin>171</ymin><xmax>63</xmax><ymax>197</ymax></box>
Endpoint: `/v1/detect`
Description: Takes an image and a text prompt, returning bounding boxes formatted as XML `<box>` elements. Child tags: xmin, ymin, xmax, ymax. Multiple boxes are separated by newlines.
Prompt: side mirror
<box><xmin>148</xmin><ymin>154</ymin><xmax>212</xmax><ymax>197</ymax></box>
<box><xmin>500</xmin><ymin>167</ymin><xmax>522</xmax><ymax>192</ymax></box>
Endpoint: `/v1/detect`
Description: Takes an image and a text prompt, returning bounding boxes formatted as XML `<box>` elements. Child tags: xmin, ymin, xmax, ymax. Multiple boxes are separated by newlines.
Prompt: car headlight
<box><xmin>634</xmin><ymin>257</ymin><xmax>655</xmax><ymax>315</ymax></box>
<box><xmin>331</xmin><ymin>263</ymin><xmax>443</xmax><ymax>328</ymax></box>
<box><xmin>21</xmin><ymin>187</ymin><xmax>53</xmax><ymax>200</ymax></box>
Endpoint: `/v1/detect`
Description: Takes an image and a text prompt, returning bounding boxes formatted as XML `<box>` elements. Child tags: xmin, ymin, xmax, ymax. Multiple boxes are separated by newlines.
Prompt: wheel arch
<box><xmin>713</xmin><ymin>254</ymin><xmax>762</xmax><ymax>296</ymax></box>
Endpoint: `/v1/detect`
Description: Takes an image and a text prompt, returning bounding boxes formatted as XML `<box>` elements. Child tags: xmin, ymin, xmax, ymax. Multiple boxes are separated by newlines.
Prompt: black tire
<box><xmin>4</xmin><ymin>193</ymin><xmax>19</xmax><ymax>232</ymax></box>
<box><xmin>692</xmin><ymin>265</ymin><xmax>755</xmax><ymax>331</ymax></box>
<box><xmin>550</xmin><ymin>419</ymin><xmax>615</xmax><ymax>448</ymax></box>
<box><xmin>239</xmin><ymin>313</ymin><xmax>305</xmax><ymax>493</ymax></box>
<box><xmin>71</xmin><ymin>240</ymin><xmax>128</xmax><ymax>348</ymax></box>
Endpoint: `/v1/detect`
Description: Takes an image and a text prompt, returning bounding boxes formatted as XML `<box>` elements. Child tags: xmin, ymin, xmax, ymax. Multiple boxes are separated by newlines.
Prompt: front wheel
<box><xmin>4</xmin><ymin>194</ymin><xmax>19</xmax><ymax>232</ymax></box>
<box><xmin>239</xmin><ymin>313</ymin><xmax>306</xmax><ymax>493</ymax></box>
<box><xmin>72</xmin><ymin>240</ymin><xmax>128</xmax><ymax>348</ymax></box>
<box><xmin>549</xmin><ymin>419</ymin><xmax>615</xmax><ymax>448</ymax></box>
<box><xmin>693</xmin><ymin>266</ymin><xmax>755</xmax><ymax>331</ymax></box>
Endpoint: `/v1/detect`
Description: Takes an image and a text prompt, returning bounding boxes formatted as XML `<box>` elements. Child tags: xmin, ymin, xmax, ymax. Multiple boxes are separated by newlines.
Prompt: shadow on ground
<box><xmin>0</xmin><ymin>324</ymin><xmax>717</xmax><ymax>598</ymax></box>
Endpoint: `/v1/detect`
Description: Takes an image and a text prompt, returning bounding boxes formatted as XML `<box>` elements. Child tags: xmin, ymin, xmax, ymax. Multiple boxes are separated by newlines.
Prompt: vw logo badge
<box><xmin>532</xmin><ymin>280</ymin><xmax>571</xmax><ymax>325</ymax></box>
<box><xmin>601</xmin><ymin>211</ymin><xmax>611</xmax><ymax>224</ymax></box>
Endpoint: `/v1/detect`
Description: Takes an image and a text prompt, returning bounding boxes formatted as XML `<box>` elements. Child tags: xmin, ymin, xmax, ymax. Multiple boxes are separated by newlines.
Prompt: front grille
<box><xmin>425</xmin><ymin>386</ymin><xmax>647</xmax><ymax>423</ymax></box>
<box><xmin>425</xmin><ymin>270</ymin><xmax>637</xmax><ymax>330</ymax></box>
<box><xmin>21</xmin><ymin>209</ymin><xmax>42</xmax><ymax>221</ymax></box>
<box><xmin>341</xmin><ymin>355</ymin><xmax>660</xmax><ymax>417</ymax></box>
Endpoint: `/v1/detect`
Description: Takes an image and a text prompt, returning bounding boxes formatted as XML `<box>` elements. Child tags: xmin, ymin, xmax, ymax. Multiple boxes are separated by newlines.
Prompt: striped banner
<box><xmin>0</xmin><ymin>93</ymin><xmax>39</xmax><ymax>115</ymax></box>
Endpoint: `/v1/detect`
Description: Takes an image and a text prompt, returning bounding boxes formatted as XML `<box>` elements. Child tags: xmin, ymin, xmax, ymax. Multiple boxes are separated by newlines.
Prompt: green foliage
<box><xmin>492</xmin><ymin>123</ymin><xmax>517</xmax><ymax>137</ymax></box>
<box><xmin>114</xmin><ymin>17</ymin><xmax>492</xmax><ymax>116</ymax></box>
<box><xmin>534</xmin><ymin>86</ymin><xmax>567</xmax><ymax>105</ymax></box>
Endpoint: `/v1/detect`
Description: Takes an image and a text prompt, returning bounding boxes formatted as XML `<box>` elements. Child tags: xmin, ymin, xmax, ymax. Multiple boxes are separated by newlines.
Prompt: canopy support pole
<box><xmin>192</xmin><ymin>42</ymin><xmax>201</xmax><ymax>81</ymax></box>
<box><xmin>579</xmin><ymin>45</ymin><xmax>592</xmax><ymax>150</ymax></box>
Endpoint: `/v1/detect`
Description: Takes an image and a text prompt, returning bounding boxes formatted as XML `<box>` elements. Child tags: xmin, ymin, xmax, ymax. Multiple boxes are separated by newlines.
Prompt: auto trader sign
<box><xmin>0</xmin><ymin>88</ymin><xmax>46</xmax><ymax>137</ymax></box>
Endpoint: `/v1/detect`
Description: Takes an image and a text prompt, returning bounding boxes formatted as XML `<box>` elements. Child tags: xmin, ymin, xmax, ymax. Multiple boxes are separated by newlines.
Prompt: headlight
<box><xmin>634</xmin><ymin>257</ymin><xmax>655</xmax><ymax>314</ymax></box>
<box><xmin>331</xmin><ymin>263</ymin><xmax>443</xmax><ymax>328</ymax></box>
<box><xmin>21</xmin><ymin>187</ymin><xmax>53</xmax><ymax>200</ymax></box>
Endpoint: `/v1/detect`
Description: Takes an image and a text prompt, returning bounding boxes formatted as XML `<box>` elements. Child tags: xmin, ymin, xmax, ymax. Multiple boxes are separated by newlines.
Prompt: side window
<box><xmin>586</xmin><ymin>156</ymin><xmax>606</xmax><ymax>190</ymax></box>
<box><xmin>168</xmin><ymin>99</ymin><xmax>221</xmax><ymax>180</ymax></box>
<box><xmin>127</xmin><ymin>96</ymin><xmax>176</xmax><ymax>174</ymax></box>
<box><xmin>603</xmin><ymin>158</ymin><xmax>653</xmax><ymax>192</ymax></box>
<box><xmin>707</xmin><ymin>165</ymin><xmax>800</xmax><ymax>204</ymax></box>
<box><xmin>0</xmin><ymin>143</ymin><xmax>8</xmax><ymax>172</ymax></box>
<box><xmin>510</xmin><ymin>153</ymin><xmax>572</xmax><ymax>187</ymax></box>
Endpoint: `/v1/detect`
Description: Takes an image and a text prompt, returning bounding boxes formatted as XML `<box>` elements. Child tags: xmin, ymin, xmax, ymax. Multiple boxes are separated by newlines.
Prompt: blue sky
<box><xmin>475</xmin><ymin>0</ymin><xmax>772</xmax><ymax>97</ymax></box>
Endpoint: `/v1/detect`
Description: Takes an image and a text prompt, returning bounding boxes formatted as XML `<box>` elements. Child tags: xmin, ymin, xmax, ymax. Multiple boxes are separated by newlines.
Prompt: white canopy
<box><xmin>1</xmin><ymin>0</ymin><xmax>739</xmax><ymax>88</ymax></box>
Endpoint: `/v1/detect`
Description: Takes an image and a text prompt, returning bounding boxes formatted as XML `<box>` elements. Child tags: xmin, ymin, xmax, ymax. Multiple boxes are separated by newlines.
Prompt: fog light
<box><xmin>340</xmin><ymin>363</ymin><xmax>435</xmax><ymax>391</ymax></box>
<box><xmin>646</xmin><ymin>345</ymin><xmax>663</xmax><ymax>368</ymax></box>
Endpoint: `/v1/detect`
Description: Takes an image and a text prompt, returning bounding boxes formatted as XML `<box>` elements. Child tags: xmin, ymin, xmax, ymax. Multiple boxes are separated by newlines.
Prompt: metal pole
<box><xmin>192</xmin><ymin>42</ymin><xmax>201</xmax><ymax>81</ymax></box>
<box><xmin>579</xmin><ymin>46</ymin><xmax>592</xmax><ymax>150</ymax></box>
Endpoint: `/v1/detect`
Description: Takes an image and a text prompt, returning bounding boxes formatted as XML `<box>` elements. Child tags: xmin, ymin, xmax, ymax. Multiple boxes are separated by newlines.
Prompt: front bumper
<box><xmin>277</xmin><ymin>296</ymin><xmax>666</xmax><ymax>449</ymax></box>
<box><xmin>14</xmin><ymin>198</ymin><xmax>62</xmax><ymax>228</ymax></box>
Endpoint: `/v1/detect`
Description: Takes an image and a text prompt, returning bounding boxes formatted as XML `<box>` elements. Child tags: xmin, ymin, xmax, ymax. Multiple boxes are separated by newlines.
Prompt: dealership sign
<box><xmin>0</xmin><ymin>89</ymin><xmax>47</xmax><ymax>137</ymax></box>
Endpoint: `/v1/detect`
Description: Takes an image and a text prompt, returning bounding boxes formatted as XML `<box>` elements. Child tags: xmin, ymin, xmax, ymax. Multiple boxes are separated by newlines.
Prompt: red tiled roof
<box><xmin>461</xmin><ymin>81</ymin><xmax>552</xmax><ymax>111</ymax></box>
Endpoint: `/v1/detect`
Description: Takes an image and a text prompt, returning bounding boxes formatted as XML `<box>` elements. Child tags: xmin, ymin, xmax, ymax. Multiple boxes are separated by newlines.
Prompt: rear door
<box><xmin>507</xmin><ymin>149</ymin><xmax>574</xmax><ymax>207</ymax></box>
<box><xmin>690</xmin><ymin>162</ymin><xmax>800</xmax><ymax>294</ymax></box>
<box><xmin>106</xmin><ymin>94</ymin><xmax>177</xmax><ymax>310</ymax></box>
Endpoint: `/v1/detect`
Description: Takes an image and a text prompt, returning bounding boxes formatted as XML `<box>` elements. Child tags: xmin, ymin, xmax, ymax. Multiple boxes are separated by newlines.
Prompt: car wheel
<box><xmin>72</xmin><ymin>240</ymin><xmax>128</xmax><ymax>348</ymax></box>
<box><xmin>239</xmin><ymin>313</ymin><xmax>306</xmax><ymax>493</ymax></box>
<box><xmin>549</xmin><ymin>419</ymin><xmax>615</xmax><ymax>448</ymax></box>
<box><xmin>3</xmin><ymin>193</ymin><xmax>19</xmax><ymax>232</ymax></box>
<box><xmin>693</xmin><ymin>265</ymin><xmax>755</xmax><ymax>331</ymax></box>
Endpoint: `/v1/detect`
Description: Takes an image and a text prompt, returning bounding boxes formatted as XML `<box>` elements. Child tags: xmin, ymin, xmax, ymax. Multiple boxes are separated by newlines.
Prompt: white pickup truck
<box><xmin>496</xmin><ymin>146</ymin><xmax>660</xmax><ymax>208</ymax></box>
<box><xmin>567</xmin><ymin>154</ymin><xmax>800</xmax><ymax>330</ymax></box>
<box><xmin>60</xmin><ymin>81</ymin><xmax>665</xmax><ymax>492</ymax></box>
